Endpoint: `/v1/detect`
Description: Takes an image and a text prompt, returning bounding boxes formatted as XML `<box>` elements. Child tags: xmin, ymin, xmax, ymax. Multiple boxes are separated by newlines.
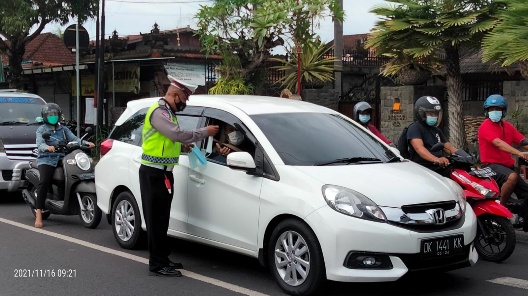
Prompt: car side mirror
<box><xmin>226</xmin><ymin>152</ymin><xmax>256</xmax><ymax>169</ymax></box>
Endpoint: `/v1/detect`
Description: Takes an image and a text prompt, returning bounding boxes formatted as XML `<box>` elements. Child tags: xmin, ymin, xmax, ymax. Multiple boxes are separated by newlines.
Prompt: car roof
<box><xmin>0</xmin><ymin>90</ymin><xmax>46</xmax><ymax>100</ymax></box>
<box><xmin>123</xmin><ymin>95</ymin><xmax>334</xmax><ymax>116</ymax></box>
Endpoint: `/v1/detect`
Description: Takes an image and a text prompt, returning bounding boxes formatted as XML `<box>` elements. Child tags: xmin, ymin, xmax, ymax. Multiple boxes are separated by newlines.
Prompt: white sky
<box><xmin>45</xmin><ymin>0</ymin><xmax>387</xmax><ymax>44</ymax></box>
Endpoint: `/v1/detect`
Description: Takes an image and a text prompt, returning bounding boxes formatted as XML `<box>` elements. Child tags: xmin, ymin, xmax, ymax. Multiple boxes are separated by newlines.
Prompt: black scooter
<box><xmin>17</xmin><ymin>128</ymin><xmax>101</xmax><ymax>228</ymax></box>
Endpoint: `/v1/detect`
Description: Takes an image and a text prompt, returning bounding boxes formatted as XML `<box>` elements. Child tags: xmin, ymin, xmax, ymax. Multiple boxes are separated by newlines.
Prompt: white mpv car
<box><xmin>95</xmin><ymin>95</ymin><xmax>478</xmax><ymax>295</ymax></box>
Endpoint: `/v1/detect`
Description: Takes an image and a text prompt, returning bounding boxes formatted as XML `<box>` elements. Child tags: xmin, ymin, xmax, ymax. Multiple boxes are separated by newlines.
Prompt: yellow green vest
<box><xmin>141</xmin><ymin>102</ymin><xmax>181</xmax><ymax>165</ymax></box>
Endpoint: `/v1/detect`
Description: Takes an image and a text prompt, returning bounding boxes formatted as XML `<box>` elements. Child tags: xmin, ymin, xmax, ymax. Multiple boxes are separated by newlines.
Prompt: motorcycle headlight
<box><xmin>444</xmin><ymin>178</ymin><xmax>467</xmax><ymax>213</ymax></box>
<box><xmin>322</xmin><ymin>185</ymin><xmax>387</xmax><ymax>222</ymax></box>
<box><xmin>75</xmin><ymin>153</ymin><xmax>91</xmax><ymax>171</ymax></box>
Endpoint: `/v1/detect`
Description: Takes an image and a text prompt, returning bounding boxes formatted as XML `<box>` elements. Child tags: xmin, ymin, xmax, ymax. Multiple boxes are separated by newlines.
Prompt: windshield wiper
<box><xmin>387</xmin><ymin>156</ymin><xmax>401</xmax><ymax>163</ymax></box>
<box><xmin>315</xmin><ymin>157</ymin><xmax>382</xmax><ymax>166</ymax></box>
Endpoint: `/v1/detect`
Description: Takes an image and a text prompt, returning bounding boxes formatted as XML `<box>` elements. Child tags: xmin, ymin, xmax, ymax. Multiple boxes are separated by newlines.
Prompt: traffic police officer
<box><xmin>140</xmin><ymin>75</ymin><xmax>219</xmax><ymax>277</ymax></box>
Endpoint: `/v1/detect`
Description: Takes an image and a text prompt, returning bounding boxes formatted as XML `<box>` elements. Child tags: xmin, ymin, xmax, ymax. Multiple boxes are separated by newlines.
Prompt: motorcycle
<box><xmin>431</xmin><ymin>143</ymin><xmax>516</xmax><ymax>262</ymax></box>
<box><xmin>12</xmin><ymin>127</ymin><xmax>101</xmax><ymax>228</ymax></box>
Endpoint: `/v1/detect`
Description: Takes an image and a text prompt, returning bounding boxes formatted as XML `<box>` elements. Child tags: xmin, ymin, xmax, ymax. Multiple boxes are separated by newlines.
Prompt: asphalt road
<box><xmin>1</xmin><ymin>191</ymin><xmax>528</xmax><ymax>296</ymax></box>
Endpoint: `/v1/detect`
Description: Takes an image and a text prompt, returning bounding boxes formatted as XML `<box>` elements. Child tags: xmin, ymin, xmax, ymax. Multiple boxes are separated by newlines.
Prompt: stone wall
<box><xmin>503</xmin><ymin>81</ymin><xmax>528</xmax><ymax>134</ymax></box>
<box><xmin>302</xmin><ymin>89</ymin><xmax>340</xmax><ymax>111</ymax></box>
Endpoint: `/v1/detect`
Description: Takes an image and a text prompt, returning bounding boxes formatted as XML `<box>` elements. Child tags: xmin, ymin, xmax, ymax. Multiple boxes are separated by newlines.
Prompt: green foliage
<box><xmin>482</xmin><ymin>0</ymin><xmax>528</xmax><ymax>68</ymax></box>
<box><xmin>0</xmin><ymin>0</ymin><xmax>98</xmax><ymax>88</ymax></box>
<box><xmin>195</xmin><ymin>0</ymin><xmax>344</xmax><ymax>88</ymax></box>
<box><xmin>271</xmin><ymin>39</ymin><xmax>337</xmax><ymax>90</ymax></box>
<box><xmin>509</xmin><ymin>105</ymin><xmax>527</xmax><ymax>134</ymax></box>
<box><xmin>209</xmin><ymin>52</ymin><xmax>254</xmax><ymax>95</ymax></box>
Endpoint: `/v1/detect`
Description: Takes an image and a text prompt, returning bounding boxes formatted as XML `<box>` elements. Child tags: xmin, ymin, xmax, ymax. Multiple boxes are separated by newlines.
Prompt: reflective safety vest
<box><xmin>141</xmin><ymin>103</ymin><xmax>181</xmax><ymax>165</ymax></box>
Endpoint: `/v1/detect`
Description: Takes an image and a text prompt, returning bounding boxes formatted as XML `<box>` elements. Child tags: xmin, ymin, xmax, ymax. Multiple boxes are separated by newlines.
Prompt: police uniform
<box><xmin>139</xmin><ymin>78</ymin><xmax>207</xmax><ymax>274</ymax></box>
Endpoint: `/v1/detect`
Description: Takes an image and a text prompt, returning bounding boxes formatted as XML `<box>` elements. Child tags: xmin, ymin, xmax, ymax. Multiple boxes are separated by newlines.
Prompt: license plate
<box><xmin>421</xmin><ymin>235</ymin><xmax>464</xmax><ymax>259</ymax></box>
<box><xmin>470</xmin><ymin>167</ymin><xmax>496</xmax><ymax>178</ymax></box>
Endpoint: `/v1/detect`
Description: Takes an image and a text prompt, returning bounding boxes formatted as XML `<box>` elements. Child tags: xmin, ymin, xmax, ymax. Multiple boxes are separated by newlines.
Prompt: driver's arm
<box><xmin>492</xmin><ymin>138</ymin><xmax>525</xmax><ymax>158</ymax></box>
<box><xmin>410</xmin><ymin>138</ymin><xmax>444</xmax><ymax>164</ymax></box>
<box><xmin>443</xmin><ymin>142</ymin><xmax>458</xmax><ymax>155</ymax></box>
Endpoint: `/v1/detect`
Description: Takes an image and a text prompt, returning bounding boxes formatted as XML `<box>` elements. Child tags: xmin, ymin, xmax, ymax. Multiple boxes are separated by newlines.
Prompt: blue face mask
<box><xmin>488</xmin><ymin>111</ymin><xmax>502</xmax><ymax>122</ymax></box>
<box><xmin>426</xmin><ymin>116</ymin><xmax>438</xmax><ymax>126</ymax></box>
<box><xmin>359</xmin><ymin>114</ymin><xmax>370</xmax><ymax>124</ymax></box>
<box><xmin>47</xmin><ymin>115</ymin><xmax>59</xmax><ymax>125</ymax></box>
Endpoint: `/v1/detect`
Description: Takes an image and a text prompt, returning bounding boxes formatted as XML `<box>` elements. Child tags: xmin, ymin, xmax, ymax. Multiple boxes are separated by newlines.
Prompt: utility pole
<box><xmin>296</xmin><ymin>0</ymin><xmax>302</xmax><ymax>96</ymax></box>
<box><xmin>97</xmin><ymin>0</ymin><xmax>106</xmax><ymax>132</ymax></box>
<box><xmin>334</xmin><ymin>0</ymin><xmax>344</xmax><ymax>99</ymax></box>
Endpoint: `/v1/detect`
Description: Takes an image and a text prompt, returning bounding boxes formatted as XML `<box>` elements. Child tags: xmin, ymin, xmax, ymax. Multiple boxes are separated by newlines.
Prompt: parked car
<box><xmin>95</xmin><ymin>95</ymin><xmax>478</xmax><ymax>296</ymax></box>
<box><xmin>0</xmin><ymin>90</ymin><xmax>46</xmax><ymax>192</ymax></box>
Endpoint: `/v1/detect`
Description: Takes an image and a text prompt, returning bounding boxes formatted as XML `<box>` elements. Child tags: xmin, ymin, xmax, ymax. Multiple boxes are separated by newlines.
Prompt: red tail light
<box><xmin>100</xmin><ymin>139</ymin><xmax>114</xmax><ymax>157</ymax></box>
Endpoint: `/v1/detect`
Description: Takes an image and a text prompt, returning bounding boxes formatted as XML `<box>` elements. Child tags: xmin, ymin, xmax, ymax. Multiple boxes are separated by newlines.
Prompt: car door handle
<box><xmin>189</xmin><ymin>174</ymin><xmax>205</xmax><ymax>184</ymax></box>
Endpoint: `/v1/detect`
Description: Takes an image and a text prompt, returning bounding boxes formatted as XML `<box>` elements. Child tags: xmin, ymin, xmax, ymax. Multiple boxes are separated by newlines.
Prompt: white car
<box><xmin>95</xmin><ymin>95</ymin><xmax>478</xmax><ymax>295</ymax></box>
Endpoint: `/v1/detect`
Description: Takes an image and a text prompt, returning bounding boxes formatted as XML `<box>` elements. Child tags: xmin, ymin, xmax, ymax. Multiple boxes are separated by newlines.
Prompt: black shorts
<box><xmin>483</xmin><ymin>163</ymin><xmax>513</xmax><ymax>185</ymax></box>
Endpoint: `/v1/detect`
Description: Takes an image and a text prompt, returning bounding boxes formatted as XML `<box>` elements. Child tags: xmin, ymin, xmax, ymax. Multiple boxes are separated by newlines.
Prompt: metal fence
<box><xmin>462</xmin><ymin>80</ymin><xmax>503</xmax><ymax>101</ymax></box>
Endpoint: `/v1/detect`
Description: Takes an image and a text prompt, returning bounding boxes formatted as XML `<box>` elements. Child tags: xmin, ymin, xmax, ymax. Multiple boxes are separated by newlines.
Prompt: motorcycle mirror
<box><xmin>431</xmin><ymin>142</ymin><xmax>445</xmax><ymax>152</ymax></box>
<box><xmin>42</xmin><ymin>132</ymin><xmax>51</xmax><ymax>140</ymax></box>
<box><xmin>84</xmin><ymin>127</ymin><xmax>93</xmax><ymax>134</ymax></box>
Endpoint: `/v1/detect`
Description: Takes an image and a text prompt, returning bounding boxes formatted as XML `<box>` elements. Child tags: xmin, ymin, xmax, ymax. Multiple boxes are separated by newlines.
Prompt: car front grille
<box><xmin>4</xmin><ymin>144</ymin><xmax>37</xmax><ymax>161</ymax></box>
<box><xmin>397</xmin><ymin>244</ymin><xmax>471</xmax><ymax>272</ymax></box>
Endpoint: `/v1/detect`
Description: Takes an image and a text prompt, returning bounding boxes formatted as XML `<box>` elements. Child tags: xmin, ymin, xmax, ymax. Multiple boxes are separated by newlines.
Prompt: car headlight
<box><xmin>444</xmin><ymin>177</ymin><xmax>467</xmax><ymax>213</ymax></box>
<box><xmin>75</xmin><ymin>152</ymin><xmax>91</xmax><ymax>171</ymax></box>
<box><xmin>322</xmin><ymin>185</ymin><xmax>387</xmax><ymax>222</ymax></box>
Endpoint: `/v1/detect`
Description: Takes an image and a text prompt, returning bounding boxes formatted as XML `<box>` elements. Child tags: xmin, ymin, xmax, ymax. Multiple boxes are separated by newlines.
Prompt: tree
<box><xmin>366</xmin><ymin>0</ymin><xmax>504</xmax><ymax>148</ymax></box>
<box><xmin>0</xmin><ymin>0</ymin><xmax>98</xmax><ymax>89</ymax></box>
<box><xmin>482</xmin><ymin>0</ymin><xmax>528</xmax><ymax>79</ymax></box>
<box><xmin>196</xmin><ymin>0</ymin><xmax>344</xmax><ymax>93</ymax></box>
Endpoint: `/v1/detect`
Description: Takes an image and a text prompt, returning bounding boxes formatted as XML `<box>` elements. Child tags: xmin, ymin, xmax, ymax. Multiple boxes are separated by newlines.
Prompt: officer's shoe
<box><xmin>169</xmin><ymin>261</ymin><xmax>183</xmax><ymax>269</ymax></box>
<box><xmin>149</xmin><ymin>266</ymin><xmax>182</xmax><ymax>277</ymax></box>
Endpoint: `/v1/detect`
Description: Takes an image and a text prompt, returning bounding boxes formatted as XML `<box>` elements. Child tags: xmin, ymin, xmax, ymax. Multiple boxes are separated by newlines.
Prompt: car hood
<box><xmin>0</xmin><ymin>126</ymin><xmax>39</xmax><ymax>144</ymax></box>
<box><xmin>293</xmin><ymin>161</ymin><xmax>454</xmax><ymax>207</ymax></box>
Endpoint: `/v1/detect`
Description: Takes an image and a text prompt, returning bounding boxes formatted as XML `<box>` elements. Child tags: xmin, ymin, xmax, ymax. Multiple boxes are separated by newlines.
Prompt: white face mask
<box><xmin>227</xmin><ymin>131</ymin><xmax>244</xmax><ymax>145</ymax></box>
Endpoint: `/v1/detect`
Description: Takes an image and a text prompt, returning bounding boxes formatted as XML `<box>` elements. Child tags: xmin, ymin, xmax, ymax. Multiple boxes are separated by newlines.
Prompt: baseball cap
<box><xmin>167</xmin><ymin>75</ymin><xmax>197</xmax><ymax>96</ymax></box>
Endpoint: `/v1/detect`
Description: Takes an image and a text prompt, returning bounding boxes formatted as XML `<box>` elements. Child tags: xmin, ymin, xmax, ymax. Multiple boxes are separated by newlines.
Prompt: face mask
<box><xmin>173</xmin><ymin>95</ymin><xmax>187</xmax><ymax>112</ymax></box>
<box><xmin>488</xmin><ymin>111</ymin><xmax>502</xmax><ymax>122</ymax></box>
<box><xmin>426</xmin><ymin>116</ymin><xmax>438</xmax><ymax>126</ymax></box>
<box><xmin>359</xmin><ymin>114</ymin><xmax>370</xmax><ymax>124</ymax></box>
<box><xmin>227</xmin><ymin>131</ymin><xmax>244</xmax><ymax>145</ymax></box>
<box><xmin>47</xmin><ymin>115</ymin><xmax>59</xmax><ymax>125</ymax></box>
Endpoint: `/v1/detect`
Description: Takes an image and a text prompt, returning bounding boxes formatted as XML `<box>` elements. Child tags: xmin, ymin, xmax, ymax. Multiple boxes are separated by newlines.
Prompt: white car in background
<box><xmin>95</xmin><ymin>95</ymin><xmax>478</xmax><ymax>295</ymax></box>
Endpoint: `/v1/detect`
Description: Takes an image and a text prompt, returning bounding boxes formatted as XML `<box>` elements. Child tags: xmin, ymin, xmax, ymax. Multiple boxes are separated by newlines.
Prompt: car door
<box><xmin>128</xmin><ymin>106</ymin><xmax>203</xmax><ymax>234</ymax></box>
<box><xmin>187</xmin><ymin>108</ymin><xmax>262</xmax><ymax>251</ymax></box>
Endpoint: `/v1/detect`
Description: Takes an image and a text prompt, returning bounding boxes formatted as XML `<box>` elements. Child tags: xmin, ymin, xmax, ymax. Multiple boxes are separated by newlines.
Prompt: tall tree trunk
<box><xmin>6</xmin><ymin>37</ymin><xmax>25</xmax><ymax>89</ymax></box>
<box><xmin>444</xmin><ymin>45</ymin><xmax>466</xmax><ymax>149</ymax></box>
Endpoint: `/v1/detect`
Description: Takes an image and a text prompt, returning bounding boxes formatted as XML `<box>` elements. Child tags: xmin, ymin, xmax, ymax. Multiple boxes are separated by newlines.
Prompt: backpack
<box><xmin>396</xmin><ymin>122</ymin><xmax>426</xmax><ymax>159</ymax></box>
<box><xmin>396</xmin><ymin>124</ymin><xmax>412</xmax><ymax>159</ymax></box>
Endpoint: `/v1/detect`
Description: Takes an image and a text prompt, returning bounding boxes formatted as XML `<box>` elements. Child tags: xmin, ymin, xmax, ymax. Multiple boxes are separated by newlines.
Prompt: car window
<box><xmin>109</xmin><ymin>108</ymin><xmax>148</xmax><ymax>146</ymax></box>
<box><xmin>109</xmin><ymin>108</ymin><xmax>201</xmax><ymax>148</ymax></box>
<box><xmin>200</xmin><ymin>108</ymin><xmax>256</xmax><ymax>165</ymax></box>
<box><xmin>0</xmin><ymin>96</ymin><xmax>46</xmax><ymax>124</ymax></box>
<box><xmin>251</xmin><ymin>112</ymin><xmax>397</xmax><ymax>166</ymax></box>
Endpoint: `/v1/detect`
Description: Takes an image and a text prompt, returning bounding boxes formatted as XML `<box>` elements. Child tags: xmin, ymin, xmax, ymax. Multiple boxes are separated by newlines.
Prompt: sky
<box><xmin>44</xmin><ymin>0</ymin><xmax>388</xmax><ymax>45</ymax></box>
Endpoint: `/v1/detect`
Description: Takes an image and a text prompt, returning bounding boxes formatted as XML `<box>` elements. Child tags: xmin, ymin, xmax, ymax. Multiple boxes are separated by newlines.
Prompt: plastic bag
<box><xmin>188</xmin><ymin>145</ymin><xmax>207</xmax><ymax>170</ymax></box>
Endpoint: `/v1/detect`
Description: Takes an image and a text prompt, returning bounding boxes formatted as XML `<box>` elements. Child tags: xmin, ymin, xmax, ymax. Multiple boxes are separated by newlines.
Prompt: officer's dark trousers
<box><xmin>139</xmin><ymin>164</ymin><xmax>174</xmax><ymax>271</ymax></box>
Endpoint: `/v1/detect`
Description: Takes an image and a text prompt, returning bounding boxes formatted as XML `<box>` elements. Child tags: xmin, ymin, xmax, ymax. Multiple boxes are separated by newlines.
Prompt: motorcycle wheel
<box><xmin>78</xmin><ymin>193</ymin><xmax>102</xmax><ymax>229</ymax></box>
<box><xmin>475</xmin><ymin>215</ymin><xmax>516</xmax><ymax>262</ymax></box>
<box><xmin>28</xmin><ymin>186</ymin><xmax>50</xmax><ymax>220</ymax></box>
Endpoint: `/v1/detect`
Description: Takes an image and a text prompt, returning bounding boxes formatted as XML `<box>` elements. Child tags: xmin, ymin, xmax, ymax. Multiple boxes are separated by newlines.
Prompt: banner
<box><xmin>108</xmin><ymin>64</ymin><xmax>140</xmax><ymax>94</ymax></box>
<box><xmin>85</xmin><ymin>97</ymin><xmax>105</xmax><ymax>124</ymax></box>
<box><xmin>164</xmin><ymin>63</ymin><xmax>205</xmax><ymax>86</ymax></box>
<box><xmin>72</xmin><ymin>75</ymin><xmax>95</xmax><ymax>96</ymax></box>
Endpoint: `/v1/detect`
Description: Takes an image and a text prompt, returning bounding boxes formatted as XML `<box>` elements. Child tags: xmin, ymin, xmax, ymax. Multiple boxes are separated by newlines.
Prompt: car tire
<box><xmin>268</xmin><ymin>219</ymin><xmax>326</xmax><ymax>296</ymax></box>
<box><xmin>111</xmin><ymin>191</ymin><xmax>145</xmax><ymax>250</ymax></box>
<box><xmin>78</xmin><ymin>193</ymin><xmax>102</xmax><ymax>229</ymax></box>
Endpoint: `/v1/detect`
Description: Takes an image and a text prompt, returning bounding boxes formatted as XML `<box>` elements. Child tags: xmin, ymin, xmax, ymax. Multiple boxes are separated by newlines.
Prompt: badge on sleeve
<box><xmin>161</xmin><ymin>110</ymin><xmax>171</xmax><ymax>120</ymax></box>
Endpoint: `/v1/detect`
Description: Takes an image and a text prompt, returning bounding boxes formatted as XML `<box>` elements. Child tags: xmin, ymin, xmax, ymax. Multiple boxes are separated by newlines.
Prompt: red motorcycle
<box><xmin>431</xmin><ymin>143</ymin><xmax>516</xmax><ymax>262</ymax></box>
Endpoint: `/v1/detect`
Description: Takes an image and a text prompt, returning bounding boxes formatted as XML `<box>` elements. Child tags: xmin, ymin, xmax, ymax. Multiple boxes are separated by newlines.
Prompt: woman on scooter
<box><xmin>34</xmin><ymin>103</ymin><xmax>95</xmax><ymax>228</ymax></box>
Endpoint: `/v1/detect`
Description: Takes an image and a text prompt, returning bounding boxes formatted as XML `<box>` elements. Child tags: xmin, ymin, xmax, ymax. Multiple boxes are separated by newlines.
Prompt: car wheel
<box><xmin>268</xmin><ymin>219</ymin><xmax>326</xmax><ymax>296</ymax></box>
<box><xmin>112</xmin><ymin>191</ymin><xmax>145</xmax><ymax>249</ymax></box>
<box><xmin>78</xmin><ymin>193</ymin><xmax>102</xmax><ymax>229</ymax></box>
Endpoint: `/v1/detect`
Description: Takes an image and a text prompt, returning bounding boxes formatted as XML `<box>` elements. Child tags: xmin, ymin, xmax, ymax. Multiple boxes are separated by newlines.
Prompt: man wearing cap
<box><xmin>140</xmin><ymin>75</ymin><xmax>219</xmax><ymax>277</ymax></box>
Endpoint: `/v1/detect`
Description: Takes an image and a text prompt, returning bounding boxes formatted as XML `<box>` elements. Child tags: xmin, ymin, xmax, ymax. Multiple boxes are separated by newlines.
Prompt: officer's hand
<box><xmin>206</xmin><ymin>125</ymin><xmax>219</xmax><ymax>136</ymax></box>
<box><xmin>47</xmin><ymin>146</ymin><xmax>55</xmax><ymax>152</ymax></box>
<box><xmin>434</xmin><ymin>157</ymin><xmax>450</xmax><ymax>167</ymax></box>
<box><xmin>182</xmin><ymin>143</ymin><xmax>194</xmax><ymax>152</ymax></box>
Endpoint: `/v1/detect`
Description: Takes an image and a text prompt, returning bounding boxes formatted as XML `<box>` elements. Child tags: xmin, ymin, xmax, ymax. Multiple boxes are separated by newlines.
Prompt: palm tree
<box><xmin>482</xmin><ymin>0</ymin><xmax>528</xmax><ymax>79</ymax></box>
<box><xmin>272</xmin><ymin>39</ymin><xmax>338</xmax><ymax>91</ymax></box>
<box><xmin>366</xmin><ymin>0</ymin><xmax>504</xmax><ymax>148</ymax></box>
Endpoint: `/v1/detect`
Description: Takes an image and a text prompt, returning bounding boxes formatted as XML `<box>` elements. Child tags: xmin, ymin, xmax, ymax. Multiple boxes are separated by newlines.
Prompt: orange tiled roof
<box><xmin>24</xmin><ymin>33</ymin><xmax>75</xmax><ymax>66</ymax></box>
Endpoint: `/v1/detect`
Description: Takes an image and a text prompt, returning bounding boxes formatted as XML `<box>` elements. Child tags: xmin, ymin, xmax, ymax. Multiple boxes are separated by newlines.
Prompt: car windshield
<box><xmin>251</xmin><ymin>112</ymin><xmax>398</xmax><ymax>166</ymax></box>
<box><xmin>0</xmin><ymin>97</ymin><xmax>45</xmax><ymax>124</ymax></box>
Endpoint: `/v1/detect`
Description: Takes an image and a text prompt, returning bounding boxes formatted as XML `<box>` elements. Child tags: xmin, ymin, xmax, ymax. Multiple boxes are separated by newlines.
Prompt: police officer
<box><xmin>140</xmin><ymin>76</ymin><xmax>219</xmax><ymax>277</ymax></box>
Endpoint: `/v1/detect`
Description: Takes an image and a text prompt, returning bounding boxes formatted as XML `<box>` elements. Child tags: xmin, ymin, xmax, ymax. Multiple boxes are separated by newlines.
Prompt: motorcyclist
<box><xmin>352</xmin><ymin>101</ymin><xmax>394</xmax><ymax>146</ymax></box>
<box><xmin>477</xmin><ymin>94</ymin><xmax>528</xmax><ymax>229</ymax></box>
<box><xmin>34</xmin><ymin>103</ymin><xmax>95</xmax><ymax>228</ymax></box>
<box><xmin>407</xmin><ymin>96</ymin><xmax>458</xmax><ymax>175</ymax></box>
